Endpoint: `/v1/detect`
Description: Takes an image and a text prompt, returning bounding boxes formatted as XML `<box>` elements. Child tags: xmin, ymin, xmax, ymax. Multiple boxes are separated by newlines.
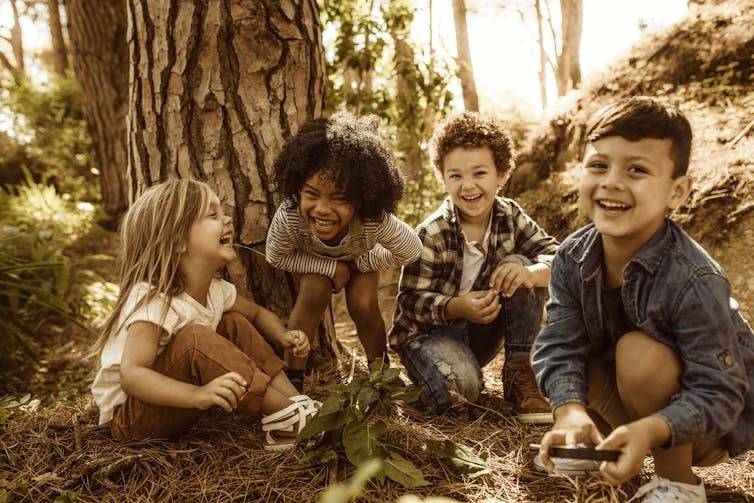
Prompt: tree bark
<box><xmin>47</xmin><ymin>0</ymin><xmax>68</xmax><ymax>76</ymax></box>
<box><xmin>451</xmin><ymin>0</ymin><xmax>478</xmax><ymax>111</ymax></box>
<box><xmin>535</xmin><ymin>0</ymin><xmax>548</xmax><ymax>109</ymax></box>
<box><xmin>126</xmin><ymin>0</ymin><xmax>335</xmax><ymax>358</ymax></box>
<box><xmin>555</xmin><ymin>0</ymin><xmax>582</xmax><ymax>96</ymax></box>
<box><xmin>9</xmin><ymin>0</ymin><xmax>25</xmax><ymax>73</ymax></box>
<box><xmin>66</xmin><ymin>0</ymin><xmax>129</xmax><ymax>218</ymax></box>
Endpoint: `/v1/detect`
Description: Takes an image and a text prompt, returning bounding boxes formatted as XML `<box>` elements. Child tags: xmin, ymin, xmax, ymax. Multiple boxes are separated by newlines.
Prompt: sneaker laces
<box><xmin>627</xmin><ymin>476</ymin><xmax>704</xmax><ymax>502</ymax></box>
<box><xmin>506</xmin><ymin>360</ymin><xmax>541</xmax><ymax>399</ymax></box>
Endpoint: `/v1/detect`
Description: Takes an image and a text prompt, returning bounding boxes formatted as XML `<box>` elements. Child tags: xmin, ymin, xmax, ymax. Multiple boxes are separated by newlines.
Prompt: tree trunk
<box><xmin>47</xmin><ymin>0</ymin><xmax>68</xmax><ymax>76</ymax></box>
<box><xmin>535</xmin><ymin>0</ymin><xmax>548</xmax><ymax>109</ymax></box>
<box><xmin>451</xmin><ymin>0</ymin><xmax>478</xmax><ymax>111</ymax></box>
<box><xmin>555</xmin><ymin>0</ymin><xmax>582</xmax><ymax>96</ymax></box>
<box><xmin>126</xmin><ymin>0</ymin><xmax>337</xmax><ymax>359</ymax></box>
<box><xmin>10</xmin><ymin>0</ymin><xmax>25</xmax><ymax>73</ymax></box>
<box><xmin>66</xmin><ymin>0</ymin><xmax>129</xmax><ymax>218</ymax></box>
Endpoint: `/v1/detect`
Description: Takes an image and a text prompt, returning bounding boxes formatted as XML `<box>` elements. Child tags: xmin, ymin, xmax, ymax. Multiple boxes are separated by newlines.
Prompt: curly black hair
<box><xmin>273</xmin><ymin>111</ymin><xmax>404</xmax><ymax>221</ymax></box>
<box><xmin>429</xmin><ymin>111</ymin><xmax>516</xmax><ymax>180</ymax></box>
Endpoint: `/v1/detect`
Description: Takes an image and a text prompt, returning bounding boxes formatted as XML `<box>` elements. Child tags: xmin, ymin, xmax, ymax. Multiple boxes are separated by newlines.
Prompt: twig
<box><xmin>730</xmin><ymin>118</ymin><xmax>754</xmax><ymax>146</ymax></box>
<box><xmin>94</xmin><ymin>453</ymin><xmax>144</xmax><ymax>483</ymax></box>
<box><xmin>346</xmin><ymin>349</ymin><xmax>356</xmax><ymax>384</ymax></box>
<box><xmin>73</xmin><ymin>413</ymin><xmax>82</xmax><ymax>451</ymax></box>
<box><xmin>232</xmin><ymin>243</ymin><xmax>267</xmax><ymax>259</ymax></box>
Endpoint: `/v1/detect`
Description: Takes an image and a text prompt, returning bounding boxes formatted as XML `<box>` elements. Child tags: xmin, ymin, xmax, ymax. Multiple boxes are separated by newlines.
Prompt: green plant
<box><xmin>299</xmin><ymin>359</ymin><xmax>428</xmax><ymax>488</ymax></box>
<box><xmin>0</xmin><ymin>72</ymin><xmax>98</xmax><ymax>201</ymax></box>
<box><xmin>0</xmin><ymin>171</ymin><xmax>116</xmax><ymax>370</ymax></box>
<box><xmin>0</xmin><ymin>394</ymin><xmax>40</xmax><ymax>428</ymax></box>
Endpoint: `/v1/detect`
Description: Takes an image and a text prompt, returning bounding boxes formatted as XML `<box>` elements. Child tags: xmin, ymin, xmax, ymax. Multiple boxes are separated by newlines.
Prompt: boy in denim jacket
<box><xmin>390</xmin><ymin>112</ymin><xmax>559</xmax><ymax>423</ymax></box>
<box><xmin>532</xmin><ymin>96</ymin><xmax>754</xmax><ymax>502</ymax></box>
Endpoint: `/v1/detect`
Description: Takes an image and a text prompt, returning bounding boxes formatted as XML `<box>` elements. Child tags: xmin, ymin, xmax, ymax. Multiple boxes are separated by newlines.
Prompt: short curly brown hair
<box><xmin>273</xmin><ymin>112</ymin><xmax>404</xmax><ymax>221</ymax></box>
<box><xmin>429</xmin><ymin>111</ymin><xmax>516</xmax><ymax>180</ymax></box>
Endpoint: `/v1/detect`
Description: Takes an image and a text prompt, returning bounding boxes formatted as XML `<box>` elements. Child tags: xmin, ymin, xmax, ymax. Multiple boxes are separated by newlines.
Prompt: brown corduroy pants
<box><xmin>110</xmin><ymin>312</ymin><xmax>285</xmax><ymax>441</ymax></box>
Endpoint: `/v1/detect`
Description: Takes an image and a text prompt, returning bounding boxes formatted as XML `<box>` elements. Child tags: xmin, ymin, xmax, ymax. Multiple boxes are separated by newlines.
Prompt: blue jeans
<box><xmin>397</xmin><ymin>281</ymin><xmax>545</xmax><ymax>411</ymax></box>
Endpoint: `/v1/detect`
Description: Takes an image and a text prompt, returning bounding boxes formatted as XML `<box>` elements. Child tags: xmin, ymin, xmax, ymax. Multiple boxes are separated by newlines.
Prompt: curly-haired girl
<box><xmin>90</xmin><ymin>179</ymin><xmax>318</xmax><ymax>450</ymax></box>
<box><xmin>266</xmin><ymin>112</ymin><xmax>421</xmax><ymax>390</ymax></box>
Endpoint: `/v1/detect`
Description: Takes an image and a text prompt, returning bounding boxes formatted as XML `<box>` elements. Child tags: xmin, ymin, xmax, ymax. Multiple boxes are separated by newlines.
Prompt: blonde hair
<box><xmin>88</xmin><ymin>178</ymin><xmax>214</xmax><ymax>360</ymax></box>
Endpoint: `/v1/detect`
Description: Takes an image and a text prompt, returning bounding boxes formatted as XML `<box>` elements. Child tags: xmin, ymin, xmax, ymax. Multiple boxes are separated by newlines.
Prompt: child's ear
<box><xmin>668</xmin><ymin>175</ymin><xmax>693</xmax><ymax>210</ymax></box>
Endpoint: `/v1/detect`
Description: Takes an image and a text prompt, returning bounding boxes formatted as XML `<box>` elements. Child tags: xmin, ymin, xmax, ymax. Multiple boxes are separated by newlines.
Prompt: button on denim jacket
<box><xmin>533</xmin><ymin>219</ymin><xmax>754</xmax><ymax>456</ymax></box>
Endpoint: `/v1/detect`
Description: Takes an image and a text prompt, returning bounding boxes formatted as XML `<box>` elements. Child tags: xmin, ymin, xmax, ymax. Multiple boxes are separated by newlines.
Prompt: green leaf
<box><xmin>382</xmin><ymin>452</ymin><xmax>429</xmax><ymax>488</ymax></box>
<box><xmin>355</xmin><ymin>385</ymin><xmax>380</xmax><ymax>413</ymax></box>
<box><xmin>318</xmin><ymin>395</ymin><xmax>348</xmax><ymax>416</ymax></box>
<box><xmin>390</xmin><ymin>384</ymin><xmax>423</xmax><ymax>405</ymax></box>
<box><xmin>298</xmin><ymin>408</ymin><xmax>349</xmax><ymax>442</ymax></box>
<box><xmin>343</xmin><ymin>420</ymin><xmax>386</xmax><ymax>466</ymax></box>
<box><xmin>425</xmin><ymin>439</ymin><xmax>491</xmax><ymax>478</ymax></box>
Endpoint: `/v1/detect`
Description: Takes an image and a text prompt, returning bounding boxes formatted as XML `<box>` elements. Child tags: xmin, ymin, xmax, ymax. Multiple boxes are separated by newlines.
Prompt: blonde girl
<box><xmin>90</xmin><ymin>179</ymin><xmax>318</xmax><ymax>450</ymax></box>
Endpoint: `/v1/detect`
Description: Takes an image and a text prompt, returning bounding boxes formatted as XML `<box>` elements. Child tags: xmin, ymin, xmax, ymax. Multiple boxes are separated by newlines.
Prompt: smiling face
<box><xmin>181</xmin><ymin>193</ymin><xmax>236</xmax><ymax>273</ymax></box>
<box><xmin>579</xmin><ymin>136</ymin><xmax>691</xmax><ymax>250</ymax></box>
<box><xmin>299</xmin><ymin>170</ymin><xmax>355</xmax><ymax>245</ymax></box>
<box><xmin>441</xmin><ymin>147</ymin><xmax>506</xmax><ymax>227</ymax></box>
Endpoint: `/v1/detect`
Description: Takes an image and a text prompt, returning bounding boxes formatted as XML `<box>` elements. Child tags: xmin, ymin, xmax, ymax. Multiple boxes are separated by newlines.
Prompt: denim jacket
<box><xmin>532</xmin><ymin>219</ymin><xmax>754</xmax><ymax>456</ymax></box>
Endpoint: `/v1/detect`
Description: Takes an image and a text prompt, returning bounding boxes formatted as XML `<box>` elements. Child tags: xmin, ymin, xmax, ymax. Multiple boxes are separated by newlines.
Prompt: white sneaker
<box><xmin>627</xmin><ymin>475</ymin><xmax>707</xmax><ymax>502</ymax></box>
<box><xmin>532</xmin><ymin>453</ymin><xmax>600</xmax><ymax>477</ymax></box>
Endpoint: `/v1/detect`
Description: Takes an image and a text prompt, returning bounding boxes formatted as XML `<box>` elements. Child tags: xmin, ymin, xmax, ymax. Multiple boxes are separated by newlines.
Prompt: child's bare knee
<box><xmin>616</xmin><ymin>331</ymin><xmax>682</xmax><ymax>388</ymax></box>
<box><xmin>346</xmin><ymin>295</ymin><xmax>380</xmax><ymax>324</ymax></box>
<box><xmin>297</xmin><ymin>276</ymin><xmax>332</xmax><ymax>309</ymax></box>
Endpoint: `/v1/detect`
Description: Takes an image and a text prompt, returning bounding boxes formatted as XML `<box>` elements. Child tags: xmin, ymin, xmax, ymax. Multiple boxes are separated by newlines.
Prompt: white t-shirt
<box><xmin>458</xmin><ymin>219</ymin><xmax>493</xmax><ymax>295</ymax></box>
<box><xmin>91</xmin><ymin>278</ymin><xmax>237</xmax><ymax>425</ymax></box>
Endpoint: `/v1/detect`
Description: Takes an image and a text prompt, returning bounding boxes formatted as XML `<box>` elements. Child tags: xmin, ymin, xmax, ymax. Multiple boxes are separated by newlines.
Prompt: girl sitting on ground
<box><xmin>90</xmin><ymin>179</ymin><xmax>317</xmax><ymax>450</ymax></box>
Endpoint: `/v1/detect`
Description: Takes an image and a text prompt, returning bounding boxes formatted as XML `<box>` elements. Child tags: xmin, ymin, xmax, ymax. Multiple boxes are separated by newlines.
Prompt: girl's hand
<box><xmin>332</xmin><ymin>261</ymin><xmax>351</xmax><ymax>293</ymax></box>
<box><xmin>489</xmin><ymin>263</ymin><xmax>535</xmax><ymax>297</ymax></box>
<box><xmin>598</xmin><ymin>423</ymin><xmax>653</xmax><ymax>485</ymax></box>
<box><xmin>539</xmin><ymin>403</ymin><xmax>604</xmax><ymax>472</ymax></box>
<box><xmin>282</xmin><ymin>329</ymin><xmax>310</xmax><ymax>358</ymax></box>
<box><xmin>192</xmin><ymin>372</ymin><xmax>248</xmax><ymax>412</ymax></box>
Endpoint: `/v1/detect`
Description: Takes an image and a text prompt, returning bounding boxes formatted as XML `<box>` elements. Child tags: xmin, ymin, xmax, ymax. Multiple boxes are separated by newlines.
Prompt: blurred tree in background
<box><xmin>321</xmin><ymin>0</ymin><xmax>455</xmax><ymax>224</ymax></box>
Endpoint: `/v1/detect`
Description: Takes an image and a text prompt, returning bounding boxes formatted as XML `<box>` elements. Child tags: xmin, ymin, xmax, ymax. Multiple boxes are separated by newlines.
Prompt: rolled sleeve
<box><xmin>532</xmin><ymin>247</ymin><xmax>590</xmax><ymax>405</ymax></box>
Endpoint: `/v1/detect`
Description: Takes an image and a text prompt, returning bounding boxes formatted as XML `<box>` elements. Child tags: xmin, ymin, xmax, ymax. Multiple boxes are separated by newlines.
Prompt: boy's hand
<box><xmin>539</xmin><ymin>403</ymin><xmax>604</xmax><ymax>471</ymax></box>
<box><xmin>598</xmin><ymin>420</ymin><xmax>661</xmax><ymax>485</ymax></box>
<box><xmin>192</xmin><ymin>372</ymin><xmax>248</xmax><ymax>412</ymax></box>
<box><xmin>450</xmin><ymin>289</ymin><xmax>500</xmax><ymax>324</ymax></box>
<box><xmin>489</xmin><ymin>263</ymin><xmax>535</xmax><ymax>297</ymax></box>
<box><xmin>332</xmin><ymin>261</ymin><xmax>351</xmax><ymax>293</ymax></box>
<box><xmin>281</xmin><ymin>329</ymin><xmax>310</xmax><ymax>358</ymax></box>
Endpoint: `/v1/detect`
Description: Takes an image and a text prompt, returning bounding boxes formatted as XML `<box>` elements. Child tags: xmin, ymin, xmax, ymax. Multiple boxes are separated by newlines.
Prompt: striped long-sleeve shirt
<box><xmin>265</xmin><ymin>198</ymin><xmax>422</xmax><ymax>278</ymax></box>
<box><xmin>389</xmin><ymin>196</ymin><xmax>560</xmax><ymax>349</ymax></box>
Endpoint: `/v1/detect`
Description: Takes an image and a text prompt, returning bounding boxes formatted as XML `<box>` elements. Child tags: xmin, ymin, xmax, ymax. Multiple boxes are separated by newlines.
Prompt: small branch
<box><xmin>73</xmin><ymin>414</ymin><xmax>82</xmax><ymax>451</ymax></box>
<box><xmin>730</xmin><ymin>118</ymin><xmax>754</xmax><ymax>146</ymax></box>
<box><xmin>94</xmin><ymin>454</ymin><xmax>143</xmax><ymax>484</ymax></box>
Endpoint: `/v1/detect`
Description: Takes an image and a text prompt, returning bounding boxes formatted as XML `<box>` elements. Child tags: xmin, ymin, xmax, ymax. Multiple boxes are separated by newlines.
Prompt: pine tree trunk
<box><xmin>126</xmin><ymin>0</ymin><xmax>337</xmax><ymax>359</ymax></box>
<box><xmin>66</xmin><ymin>0</ymin><xmax>129</xmax><ymax>218</ymax></box>
<box><xmin>47</xmin><ymin>0</ymin><xmax>68</xmax><ymax>76</ymax></box>
<box><xmin>10</xmin><ymin>0</ymin><xmax>25</xmax><ymax>73</ymax></box>
<box><xmin>452</xmin><ymin>0</ymin><xmax>479</xmax><ymax>111</ymax></box>
<box><xmin>555</xmin><ymin>0</ymin><xmax>582</xmax><ymax>96</ymax></box>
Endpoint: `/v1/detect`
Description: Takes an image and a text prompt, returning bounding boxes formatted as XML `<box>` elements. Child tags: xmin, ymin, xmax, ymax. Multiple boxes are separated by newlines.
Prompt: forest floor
<box><xmin>3</xmin><ymin>1</ymin><xmax>754</xmax><ymax>500</ymax></box>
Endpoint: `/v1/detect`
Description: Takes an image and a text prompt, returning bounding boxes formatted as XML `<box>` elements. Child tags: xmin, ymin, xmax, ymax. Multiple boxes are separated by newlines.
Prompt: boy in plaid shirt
<box><xmin>389</xmin><ymin>112</ymin><xmax>559</xmax><ymax>422</ymax></box>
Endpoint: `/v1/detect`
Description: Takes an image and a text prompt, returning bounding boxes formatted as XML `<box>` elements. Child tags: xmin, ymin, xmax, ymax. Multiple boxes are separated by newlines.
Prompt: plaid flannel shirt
<box><xmin>389</xmin><ymin>196</ymin><xmax>560</xmax><ymax>349</ymax></box>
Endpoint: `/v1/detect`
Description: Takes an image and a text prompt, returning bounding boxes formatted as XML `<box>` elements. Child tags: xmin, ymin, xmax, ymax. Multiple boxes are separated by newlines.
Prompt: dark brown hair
<box><xmin>585</xmin><ymin>96</ymin><xmax>692</xmax><ymax>177</ymax></box>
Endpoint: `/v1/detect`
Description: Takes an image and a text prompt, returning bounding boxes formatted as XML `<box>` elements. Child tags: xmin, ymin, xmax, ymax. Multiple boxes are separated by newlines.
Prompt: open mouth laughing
<box><xmin>312</xmin><ymin>217</ymin><xmax>338</xmax><ymax>231</ymax></box>
<box><xmin>597</xmin><ymin>199</ymin><xmax>631</xmax><ymax>213</ymax></box>
<box><xmin>220</xmin><ymin>231</ymin><xmax>233</xmax><ymax>245</ymax></box>
<box><xmin>460</xmin><ymin>193</ymin><xmax>483</xmax><ymax>202</ymax></box>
